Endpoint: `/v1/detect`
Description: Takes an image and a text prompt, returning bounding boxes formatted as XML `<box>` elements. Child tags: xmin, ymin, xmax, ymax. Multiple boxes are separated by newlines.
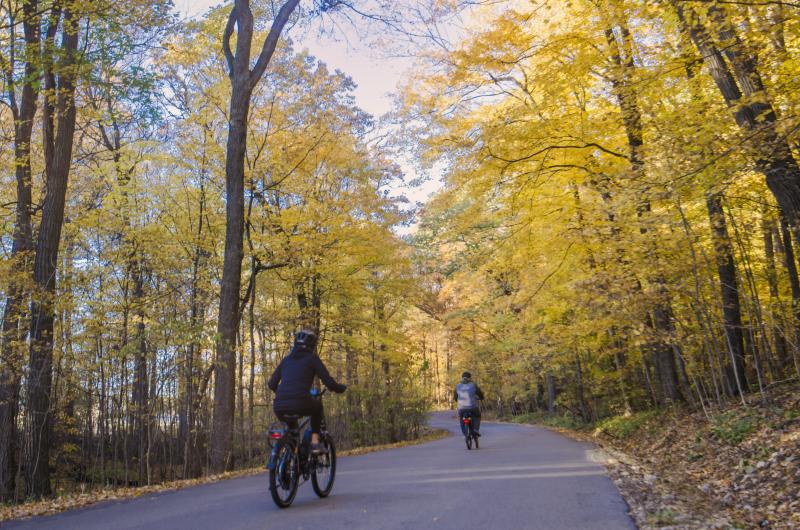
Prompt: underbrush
<box><xmin>507</xmin><ymin>408</ymin><xmax>662</xmax><ymax>439</ymax></box>
<box><xmin>594</xmin><ymin>410</ymin><xmax>661</xmax><ymax>439</ymax></box>
<box><xmin>508</xmin><ymin>411</ymin><xmax>586</xmax><ymax>430</ymax></box>
<box><xmin>709</xmin><ymin>410</ymin><xmax>757</xmax><ymax>445</ymax></box>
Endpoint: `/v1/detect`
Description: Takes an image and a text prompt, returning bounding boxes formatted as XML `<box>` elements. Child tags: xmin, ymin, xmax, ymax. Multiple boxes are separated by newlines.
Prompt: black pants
<box><xmin>275</xmin><ymin>399</ymin><xmax>323</xmax><ymax>434</ymax></box>
<box><xmin>459</xmin><ymin>407</ymin><xmax>481</xmax><ymax>434</ymax></box>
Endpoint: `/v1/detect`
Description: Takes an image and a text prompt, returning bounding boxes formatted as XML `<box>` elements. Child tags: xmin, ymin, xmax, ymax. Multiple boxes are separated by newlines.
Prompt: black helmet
<box><xmin>462</xmin><ymin>371</ymin><xmax>471</xmax><ymax>380</ymax></box>
<box><xmin>294</xmin><ymin>329</ymin><xmax>318</xmax><ymax>352</ymax></box>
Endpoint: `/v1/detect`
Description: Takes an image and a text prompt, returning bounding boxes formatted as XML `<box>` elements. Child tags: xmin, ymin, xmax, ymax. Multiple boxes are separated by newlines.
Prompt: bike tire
<box><xmin>311</xmin><ymin>435</ymin><xmax>336</xmax><ymax>498</ymax></box>
<box><xmin>269</xmin><ymin>441</ymin><xmax>299</xmax><ymax>508</ymax></box>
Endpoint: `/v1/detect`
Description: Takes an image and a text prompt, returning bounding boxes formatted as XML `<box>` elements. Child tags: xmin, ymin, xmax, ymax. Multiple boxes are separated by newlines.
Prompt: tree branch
<box><xmin>222</xmin><ymin>6</ymin><xmax>236</xmax><ymax>78</ymax></box>
<box><xmin>248</xmin><ymin>0</ymin><xmax>300</xmax><ymax>90</ymax></box>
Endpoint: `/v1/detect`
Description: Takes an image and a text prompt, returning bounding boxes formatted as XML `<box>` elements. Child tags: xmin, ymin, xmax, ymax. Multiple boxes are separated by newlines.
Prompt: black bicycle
<box><xmin>267</xmin><ymin>389</ymin><xmax>336</xmax><ymax>508</ymax></box>
<box><xmin>461</xmin><ymin>411</ymin><xmax>479</xmax><ymax>450</ymax></box>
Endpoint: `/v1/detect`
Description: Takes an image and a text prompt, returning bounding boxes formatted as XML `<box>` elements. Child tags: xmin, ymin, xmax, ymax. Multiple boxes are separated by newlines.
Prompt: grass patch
<box><xmin>710</xmin><ymin>411</ymin><xmax>756</xmax><ymax>445</ymax></box>
<box><xmin>647</xmin><ymin>508</ymin><xmax>682</xmax><ymax>525</ymax></box>
<box><xmin>595</xmin><ymin>410</ymin><xmax>660</xmax><ymax>440</ymax></box>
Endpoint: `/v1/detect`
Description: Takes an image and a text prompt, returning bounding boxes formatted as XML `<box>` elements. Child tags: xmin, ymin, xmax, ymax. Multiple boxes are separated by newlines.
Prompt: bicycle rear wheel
<box><xmin>311</xmin><ymin>435</ymin><xmax>336</xmax><ymax>497</ymax></box>
<box><xmin>269</xmin><ymin>441</ymin><xmax>299</xmax><ymax>508</ymax></box>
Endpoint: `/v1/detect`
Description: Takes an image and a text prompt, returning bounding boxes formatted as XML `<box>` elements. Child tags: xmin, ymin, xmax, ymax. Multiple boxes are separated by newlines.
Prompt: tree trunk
<box><xmin>0</xmin><ymin>0</ymin><xmax>41</xmax><ymax>502</ymax></box>
<box><xmin>25</xmin><ymin>8</ymin><xmax>80</xmax><ymax>497</ymax></box>
<box><xmin>546</xmin><ymin>372</ymin><xmax>556</xmax><ymax>415</ymax></box>
<box><xmin>674</xmin><ymin>2</ymin><xmax>800</xmax><ymax>227</ymax></box>
<box><xmin>763</xmin><ymin>216</ymin><xmax>789</xmax><ymax>371</ymax></box>
<box><xmin>779</xmin><ymin>219</ymin><xmax>800</xmax><ymax>370</ymax></box>
<box><xmin>706</xmin><ymin>193</ymin><xmax>748</xmax><ymax>395</ymax></box>
<box><xmin>211</xmin><ymin>76</ymin><xmax>249</xmax><ymax>473</ymax></box>
<box><xmin>604</xmin><ymin>15</ymin><xmax>683</xmax><ymax>403</ymax></box>
<box><xmin>211</xmin><ymin>0</ymin><xmax>299</xmax><ymax>473</ymax></box>
<box><xmin>132</xmin><ymin>265</ymin><xmax>148</xmax><ymax>483</ymax></box>
<box><xmin>247</xmin><ymin>281</ymin><xmax>256</xmax><ymax>461</ymax></box>
<box><xmin>574</xmin><ymin>353</ymin><xmax>590</xmax><ymax>422</ymax></box>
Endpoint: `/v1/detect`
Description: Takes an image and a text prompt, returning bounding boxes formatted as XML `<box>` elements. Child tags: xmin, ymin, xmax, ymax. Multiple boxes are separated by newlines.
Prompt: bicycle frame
<box><xmin>267</xmin><ymin>389</ymin><xmax>337</xmax><ymax>507</ymax></box>
<box><xmin>460</xmin><ymin>412</ymin><xmax>475</xmax><ymax>435</ymax></box>
<box><xmin>268</xmin><ymin>389</ymin><xmax>327</xmax><ymax>475</ymax></box>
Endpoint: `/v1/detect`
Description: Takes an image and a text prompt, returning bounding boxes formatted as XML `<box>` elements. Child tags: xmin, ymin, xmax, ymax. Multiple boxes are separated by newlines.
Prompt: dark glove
<box><xmin>336</xmin><ymin>384</ymin><xmax>347</xmax><ymax>393</ymax></box>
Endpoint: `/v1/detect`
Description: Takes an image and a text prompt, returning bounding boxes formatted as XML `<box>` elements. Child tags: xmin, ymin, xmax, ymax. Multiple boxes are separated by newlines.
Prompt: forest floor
<box><xmin>508</xmin><ymin>384</ymin><xmax>800</xmax><ymax>529</ymax></box>
<box><xmin>0</xmin><ymin>427</ymin><xmax>448</xmax><ymax>522</ymax></box>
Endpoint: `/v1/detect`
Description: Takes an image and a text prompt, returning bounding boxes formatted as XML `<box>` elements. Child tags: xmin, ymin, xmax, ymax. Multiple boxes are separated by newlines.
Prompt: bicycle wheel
<box><xmin>269</xmin><ymin>441</ymin><xmax>299</xmax><ymax>508</ymax></box>
<box><xmin>311</xmin><ymin>435</ymin><xmax>336</xmax><ymax>498</ymax></box>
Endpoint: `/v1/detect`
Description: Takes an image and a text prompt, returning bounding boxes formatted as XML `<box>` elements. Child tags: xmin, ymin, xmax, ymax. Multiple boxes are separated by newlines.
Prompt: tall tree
<box><xmin>0</xmin><ymin>0</ymin><xmax>41</xmax><ymax>502</ymax></box>
<box><xmin>706</xmin><ymin>193</ymin><xmax>748</xmax><ymax>394</ymax></box>
<box><xmin>26</xmin><ymin>4</ymin><xmax>81</xmax><ymax>497</ymax></box>
<box><xmin>211</xmin><ymin>0</ymin><xmax>300</xmax><ymax>473</ymax></box>
<box><xmin>673</xmin><ymin>2</ymin><xmax>800</xmax><ymax>229</ymax></box>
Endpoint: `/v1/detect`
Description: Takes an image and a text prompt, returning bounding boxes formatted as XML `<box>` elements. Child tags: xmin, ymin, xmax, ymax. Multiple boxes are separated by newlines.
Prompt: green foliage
<box><xmin>595</xmin><ymin>411</ymin><xmax>660</xmax><ymax>440</ymax></box>
<box><xmin>647</xmin><ymin>508</ymin><xmax>682</xmax><ymax>525</ymax></box>
<box><xmin>710</xmin><ymin>411</ymin><xmax>756</xmax><ymax>446</ymax></box>
<box><xmin>510</xmin><ymin>412</ymin><xmax>585</xmax><ymax>430</ymax></box>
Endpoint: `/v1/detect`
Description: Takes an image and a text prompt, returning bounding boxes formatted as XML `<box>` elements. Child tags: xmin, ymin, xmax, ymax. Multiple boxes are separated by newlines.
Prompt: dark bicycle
<box><xmin>461</xmin><ymin>411</ymin><xmax>479</xmax><ymax>450</ymax></box>
<box><xmin>267</xmin><ymin>388</ymin><xmax>336</xmax><ymax>508</ymax></box>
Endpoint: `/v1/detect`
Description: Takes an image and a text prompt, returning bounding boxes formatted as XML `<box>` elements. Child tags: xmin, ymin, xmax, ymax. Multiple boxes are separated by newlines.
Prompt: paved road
<box><xmin>6</xmin><ymin>413</ymin><xmax>635</xmax><ymax>529</ymax></box>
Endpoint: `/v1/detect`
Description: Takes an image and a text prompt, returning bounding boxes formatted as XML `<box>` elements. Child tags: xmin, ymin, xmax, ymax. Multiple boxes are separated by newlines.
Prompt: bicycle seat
<box><xmin>280</xmin><ymin>414</ymin><xmax>301</xmax><ymax>430</ymax></box>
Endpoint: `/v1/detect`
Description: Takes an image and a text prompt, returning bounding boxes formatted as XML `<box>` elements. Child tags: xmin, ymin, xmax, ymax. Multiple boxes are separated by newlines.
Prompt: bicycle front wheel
<box><xmin>311</xmin><ymin>435</ymin><xmax>336</xmax><ymax>498</ymax></box>
<box><xmin>269</xmin><ymin>441</ymin><xmax>299</xmax><ymax>508</ymax></box>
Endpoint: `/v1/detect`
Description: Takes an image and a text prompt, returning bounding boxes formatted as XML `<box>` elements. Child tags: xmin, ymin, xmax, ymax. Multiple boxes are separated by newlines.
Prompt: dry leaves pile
<box><xmin>1</xmin><ymin>428</ymin><xmax>449</xmax><ymax>523</ymax></box>
<box><xmin>589</xmin><ymin>385</ymin><xmax>800</xmax><ymax>529</ymax></box>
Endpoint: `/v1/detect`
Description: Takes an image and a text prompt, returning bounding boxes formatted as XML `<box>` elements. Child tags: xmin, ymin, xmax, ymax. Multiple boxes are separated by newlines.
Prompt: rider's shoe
<box><xmin>475</xmin><ymin>432</ymin><xmax>481</xmax><ymax>437</ymax></box>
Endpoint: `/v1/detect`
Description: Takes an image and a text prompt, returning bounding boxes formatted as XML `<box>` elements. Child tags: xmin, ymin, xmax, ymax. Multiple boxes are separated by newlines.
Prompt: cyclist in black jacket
<box><xmin>268</xmin><ymin>329</ymin><xmax>346</xmax><ymax>454</ymax></box>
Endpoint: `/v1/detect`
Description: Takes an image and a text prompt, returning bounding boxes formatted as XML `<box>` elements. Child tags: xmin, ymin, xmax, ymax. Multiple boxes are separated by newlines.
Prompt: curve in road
<box><xmin>6</xmin><ymin>412</ymin><xmax>635</xmax><ymax>529</ymax></box>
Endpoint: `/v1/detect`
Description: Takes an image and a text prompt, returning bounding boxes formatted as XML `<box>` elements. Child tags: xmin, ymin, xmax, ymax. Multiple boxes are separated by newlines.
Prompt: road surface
<box><xmin>6</xmin><ymin>412</ymin><xmax>635</xmax><ymax>529</ymax></box>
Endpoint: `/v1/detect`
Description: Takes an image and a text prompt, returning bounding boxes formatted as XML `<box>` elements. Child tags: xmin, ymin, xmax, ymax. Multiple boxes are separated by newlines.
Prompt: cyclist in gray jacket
<box><xmin>454</xmin><ymin>371</ymin><xmax>484</xmax><ymax>436</ymax></box>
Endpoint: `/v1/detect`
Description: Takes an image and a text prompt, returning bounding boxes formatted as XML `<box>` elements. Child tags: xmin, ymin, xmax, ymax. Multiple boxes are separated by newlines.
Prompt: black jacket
<box><xmin>268</xmin><ymin>345</ymin><xmax>346</xmax><ymax>410</ymax></box>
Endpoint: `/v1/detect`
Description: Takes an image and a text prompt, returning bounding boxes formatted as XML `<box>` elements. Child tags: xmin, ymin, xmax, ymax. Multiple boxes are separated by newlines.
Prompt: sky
<box><xmin>176</xmin><ymin>0</ymin><xmax>444</xmax><ymax>215</ymax></box>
